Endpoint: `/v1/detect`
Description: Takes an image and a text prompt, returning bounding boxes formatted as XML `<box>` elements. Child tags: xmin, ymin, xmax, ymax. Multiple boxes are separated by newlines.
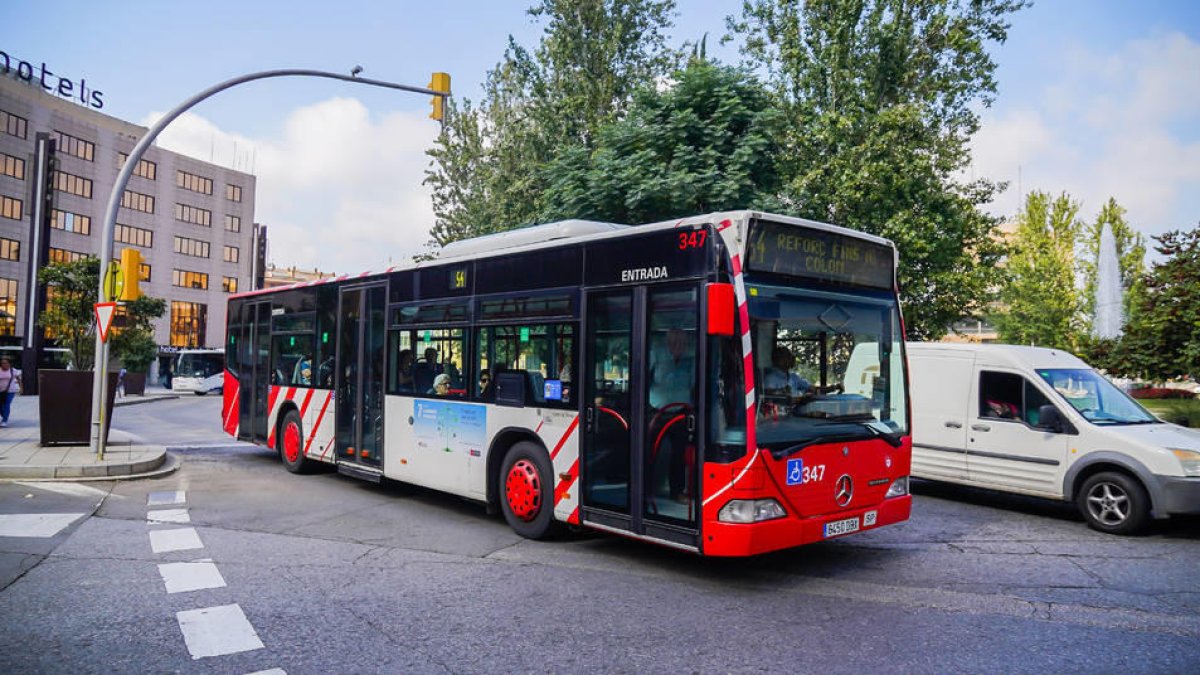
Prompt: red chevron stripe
<box><xmin>554</xmin><ymin>458</ymin><xmax>578</xmax><ymax>505</ymax></box>
<box><xmin>304</xmin><ymin>390</ymin><xmax>334</xmax><ymax>457</ymax></box>
<box><xmin>548</xmin><ymin>415</ymin><xmax>580</xmax><ymax>462</ymax></box>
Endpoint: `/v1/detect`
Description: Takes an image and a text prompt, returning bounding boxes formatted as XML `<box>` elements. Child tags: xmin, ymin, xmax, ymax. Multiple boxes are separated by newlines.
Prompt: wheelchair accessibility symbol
<box><xmin>786</xmin><ymin>458</ymin><xmax>804</xmax><ymax>486</ymax></box>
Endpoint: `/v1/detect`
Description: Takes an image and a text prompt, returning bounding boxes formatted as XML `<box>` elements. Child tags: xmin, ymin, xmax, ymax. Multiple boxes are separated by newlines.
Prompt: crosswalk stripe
<box><xmin>176</xmin><ymin>604</ymin><xmax>265</xmax><ymax>659</ymax></box>
<box><xmin>0</xmin><ymin>513</ymin><xmax>87</xmax><ymax>538</ymax></box>
<box><xmin>158</xmin><ymin>561</ymin><xmax>227</xmax><ymax>594</ymax></box>
<box><xmin>149</xmin><ymin>527</ymin><xmax>203</xmax><ymax>553</ymax></box>
<box><xmin>148</xmin><ymin>490</ymin><xmax>186</xmax><ymax>506</ymax></box>
<box><xmin>147</xmin><ymin>508</ymin><xmax>191</xmax><ymax>524</ymax></box>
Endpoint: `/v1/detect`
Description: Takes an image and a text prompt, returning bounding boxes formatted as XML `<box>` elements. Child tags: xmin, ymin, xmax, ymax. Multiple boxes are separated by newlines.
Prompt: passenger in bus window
<box><xmin>293</xmin><ymin>355</ymin><xmax>312</xmax><ymax>386</ymax></box>
<box><xmin>478</xmin><ymin>371</ymin><xmax>493</xmax><ymax>400</ymax></box>
<box><xmin>649</xmin><ymin>328</ymin><xmax>695</xmax><ymax>504</ymax></box>
<box><xmin>429</xmin><ymin>373</ymin><xmax>451</xmax><ymax>396</ymax></box>
<box><xmin>414</xmin><ymin>347</ymin><xmax>441</xmax><ymax>392</ymax></box>
<box><xmin>395</xmin><ymin>349</ymin><xmax>415</xmax><ymax>392</ymax></box>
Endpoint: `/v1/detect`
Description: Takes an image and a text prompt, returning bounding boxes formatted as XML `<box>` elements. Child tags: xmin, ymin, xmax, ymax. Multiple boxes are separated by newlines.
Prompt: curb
<box><xmin>0</xmin><ymin>451</ymin><xmax>181</xmax><ymax>482</ymax></box>
<box><xmin>115</xmin><ymin>395</ymin><xmax>181</xmax><ymax>407</ymax></box>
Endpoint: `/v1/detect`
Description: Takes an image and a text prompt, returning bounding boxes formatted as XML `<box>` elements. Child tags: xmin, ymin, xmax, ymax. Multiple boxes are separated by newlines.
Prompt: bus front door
<box><xmin>582</xmin><ymin>284</ymin><xmax>700</xmax><ymax>548</ymax></box>
<box><xmin>335</xmin><ymin>284</ymin><xmax>387</xmax><ymax>470</ymax></box>
<box><xmin>238</xmin><ymin>301</ymin><xmax>272</xmax><ymax>444</ymax></box>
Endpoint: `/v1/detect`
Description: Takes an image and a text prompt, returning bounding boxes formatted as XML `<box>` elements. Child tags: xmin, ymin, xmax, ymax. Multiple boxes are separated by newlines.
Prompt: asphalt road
<box><xmin>0</xmin><ymin>397</ymin><xmax>1197</xmax><ymax>673</ymax></box>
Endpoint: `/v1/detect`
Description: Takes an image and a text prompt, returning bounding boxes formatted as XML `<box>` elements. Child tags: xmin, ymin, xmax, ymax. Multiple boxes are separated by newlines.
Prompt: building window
<box><xmin>174</xmin><ymin>203</ymin><xmax>212</xmax><ymax>227</ymax></box>
<box><xmin>1</xmin><ymin>196</ymin><xmax>21</xmax><ymax>220</ymax></box>
<box><xmin>1</xmin><ymin>153</ymin><xmax>25</xmax><ymax>180</ymax></box>
<box><xmin>115</xmin><ymin>223</ymin><xmax>153</xmax><ymax>248</ymax></box>
<box><xmin>172</xmin><ymin>269</ymin><xmax>209</xmax><ymax>290</ymax></box>
<box><xmin>53</xmin><ymin>171</ymin><xmax>93</xmax><ymax>198</ymax></box>
<box><xmin>224</xmin><ymin>214</ymin><xmax>241</xmax><ymax>232</ymax></box>
<box><xmin>1</xmin><ymin>110</ymin><xmax>27</xmax><ymax>139</ymax></box>
<box><xmin>225</xmin><ymin>183</ymin><xmax>242</xmax><ymax>202</ymax></box>
<box><xmin>117</xmin><ymin>152</ymin><xmax>157</xmax><ymax>180</ymax></box>
<box><xmin>121</xmin><ymin>190</ymin><xmax>155</xmax><ymax>213</ymax></box>
<box><xmin>0</xmin><ymin>277</ymin><xmax>16</xmax><ymax>336</ymax></box>
<box><xmin>49</xmin><ymin>248</ymin><xmax>89</xmax><ymax>263</ymax></box>
<box><xmin>222</xmin><ymin>276</ymin><xmax>238</xmax><ymax>293</ymax></box>
<box><xmin>51</xmin><ymin>210</ymin><xmax>91</xmax><ymax>235</ymax></box>
<box><xmin>223</xmin><ymin>245</ymin><xmax>239</xmax><ymax>263</ymax></box>
<box><xmin>170</xmin><ymin>300</ymin><xmax>207</xmax><ymax>347</ymax></box>
<box><xmin>176</xmin><ymin>170</ymin><xmax>213</xmax><ymax>195</ymax></box>
<box><xmin>0</xmin><ymin>237</ymin><xmax>19</xmax><ymax>261</ymax></box>
<box><xmin>174</xmin><ymin>235</ymin><xmax>210</xmax><ymax>258</ymax></box>
<box><xmin>52</xmin><ymin>130</ymin><xmax>95</xmax><ymax>161</ymax></box>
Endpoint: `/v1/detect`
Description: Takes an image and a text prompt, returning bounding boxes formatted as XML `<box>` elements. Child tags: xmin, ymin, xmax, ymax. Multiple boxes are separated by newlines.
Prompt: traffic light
<box><xmin>119</xmin><ymin>248</ymin><xmax>141</xmax><ymax>301</ymax></box>
<box><xmin>428</xmin><ymin>72</ymin><xmax>450</xmax><ymax>121</ymax></box>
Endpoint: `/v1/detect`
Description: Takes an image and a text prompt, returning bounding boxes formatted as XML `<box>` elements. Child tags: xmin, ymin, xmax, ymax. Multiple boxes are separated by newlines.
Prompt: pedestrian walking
<box><xmin>0</xmin><ymin>357</ymin><xmax>22</xmax><ymax>427</ymax></box>
<box><xmin>117</xmin><ymin>367</ymin><xmax>127</xmax><ymax>398</ymax></box>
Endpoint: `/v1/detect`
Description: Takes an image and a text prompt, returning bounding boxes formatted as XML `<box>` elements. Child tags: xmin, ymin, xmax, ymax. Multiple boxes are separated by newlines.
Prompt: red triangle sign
<box><xmin>95</xmin><ymin>302</ymin><xmax>118</xmax><ymax>343</ymax></box>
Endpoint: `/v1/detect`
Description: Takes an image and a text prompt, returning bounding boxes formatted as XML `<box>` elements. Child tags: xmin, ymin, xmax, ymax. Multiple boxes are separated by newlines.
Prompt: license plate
<box><xmin>823</xmin><ymin>516</ymin><xmax>860</xmax><ymax>538</ymax></box>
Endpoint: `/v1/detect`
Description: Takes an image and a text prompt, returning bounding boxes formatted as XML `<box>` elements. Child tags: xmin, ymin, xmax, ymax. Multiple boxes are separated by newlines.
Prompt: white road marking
<box><xmin>176</xmin><ymin>604</ymin><xmax>265</xmax><ymax>659</ymax></box>
<box><xmin>149</xmin><ymin>527</ymin><xmax>203</xmax><ymax>553</ymax></box>
<box><xmin>15</xmin><ymin>482</ymin><xmax>112</xmax><ymax>499</ymax></box>
<box><xmin>0</xmin><ymin>513</ymin><xmax>87</xmax><ymax>538</ymax></box>
<box><xmin>158</xmin><ymin>561</ymin><xmax>226</xmax><ymax>594</ymax></box>
<box><xmin>147</xmin><ymin>490</ymin><xmax>186</xmax><ymax>506</ymax></box>
<box><xmin>246</xmin><ymin>669</ymin><xmax>287</xmax><ymax>675</ymax></box>
<box><xmin>147</xmin><ymin>508</ymin><xmax>191</xmax><ymax>524</ymax></box>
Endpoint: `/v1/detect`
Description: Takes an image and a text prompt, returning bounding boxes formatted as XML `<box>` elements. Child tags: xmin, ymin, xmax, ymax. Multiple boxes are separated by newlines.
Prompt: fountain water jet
<box><xmin>1094</xmin><ymin>222</ymin><xmax>1123</xmax><ymax>338</ymax></box>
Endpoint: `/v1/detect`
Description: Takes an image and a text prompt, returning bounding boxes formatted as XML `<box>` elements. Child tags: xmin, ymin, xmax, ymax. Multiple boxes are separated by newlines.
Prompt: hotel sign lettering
<box><xmin>1</xmin><ymin>50</ymin><xmax>105</xmax><ymax>110</ymax></box>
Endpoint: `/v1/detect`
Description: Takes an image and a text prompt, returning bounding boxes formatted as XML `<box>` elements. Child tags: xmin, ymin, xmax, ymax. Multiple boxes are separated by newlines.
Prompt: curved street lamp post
<box><xmin>91</xmin><ymin>69</ymin><xmax>449</xmax><ymax>459</ymax></box>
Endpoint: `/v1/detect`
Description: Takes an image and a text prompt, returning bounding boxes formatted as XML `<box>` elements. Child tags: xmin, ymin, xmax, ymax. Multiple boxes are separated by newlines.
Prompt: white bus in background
<box><xmin>173</xmin><ymin>348</ymin><xmax>225</xmax><ymax>395</ymax></box>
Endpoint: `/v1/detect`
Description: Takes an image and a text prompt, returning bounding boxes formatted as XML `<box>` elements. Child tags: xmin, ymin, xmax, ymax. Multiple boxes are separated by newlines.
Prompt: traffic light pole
<box><xmin>90</xmin><ymin>68</ymin><xmax>450</xmax><ymax>459</ymax></box>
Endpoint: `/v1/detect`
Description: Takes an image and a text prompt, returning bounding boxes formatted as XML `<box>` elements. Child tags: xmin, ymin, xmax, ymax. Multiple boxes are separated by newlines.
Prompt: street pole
<box><xmin>90</xmin><ymin>68</ymin><xmax>450</xmax><ymax>458</ymax></box>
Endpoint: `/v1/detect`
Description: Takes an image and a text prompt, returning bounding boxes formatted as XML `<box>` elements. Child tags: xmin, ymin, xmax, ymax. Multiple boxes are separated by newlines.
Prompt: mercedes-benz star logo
<box><xmin>834</xmin><ymin>474</ymin><xmax>854</xmax><ymax>507</ymax></box>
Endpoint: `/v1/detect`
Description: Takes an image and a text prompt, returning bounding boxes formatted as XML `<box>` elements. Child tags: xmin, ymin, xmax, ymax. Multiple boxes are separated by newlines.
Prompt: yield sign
<box><xmin>95</xmin><ymin>302</ymin><xmax>118</xmax><ymax>343</ymax></box>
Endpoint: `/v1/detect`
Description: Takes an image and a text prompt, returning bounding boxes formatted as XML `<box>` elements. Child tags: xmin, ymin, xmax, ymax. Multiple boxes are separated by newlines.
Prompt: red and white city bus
<box><xmin>222</xmin><ymin>210</ymin><xmax>912</xmax><ymax>556</ymax></box>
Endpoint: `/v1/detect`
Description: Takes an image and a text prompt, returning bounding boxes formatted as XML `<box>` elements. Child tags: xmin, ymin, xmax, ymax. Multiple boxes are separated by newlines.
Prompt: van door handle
<box><xmin>971</xmin><ymin>424</ymin><xmax>991</xmax><ymax>432</ymax></box>
<box><xmin>944</xmin><ymin>421</ymin><xmax>963</xmax><ymax>429</ymax></box>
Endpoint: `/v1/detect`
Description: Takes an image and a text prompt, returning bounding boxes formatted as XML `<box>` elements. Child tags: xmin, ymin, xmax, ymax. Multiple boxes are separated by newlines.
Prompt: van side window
<box><xmin>979</xmin><ymin>371</ymin><xmax>1022</xmax><ymax>420</ymax></box>
<box><xmin>979</xmin><ymin>371</ymin><xmax>1056</xmax><ymax>425</ymax></box>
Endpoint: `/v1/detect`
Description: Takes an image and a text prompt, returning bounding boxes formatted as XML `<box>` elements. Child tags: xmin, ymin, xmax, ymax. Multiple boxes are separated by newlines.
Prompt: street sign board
<box><xmin>104</xmin><ymin>262</ymin><xmax>124</xmax><ymax>302</ymax></box>
<box><xmin>95</xmin><ymin>302</ymin><xmax>118</xmax><ymax>343</ymax></box>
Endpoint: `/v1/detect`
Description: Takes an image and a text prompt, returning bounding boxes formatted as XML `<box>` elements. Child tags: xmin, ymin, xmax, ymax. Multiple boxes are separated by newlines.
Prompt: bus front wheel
<box><xmin>279</xmin><ymin>410</ymin><xmax>311</xmax><ymax>474</ymax></box>
<box><xmin>499</xmin><ymin>441</ymin><xmax>559</xmax><ymax>540</ymax></box>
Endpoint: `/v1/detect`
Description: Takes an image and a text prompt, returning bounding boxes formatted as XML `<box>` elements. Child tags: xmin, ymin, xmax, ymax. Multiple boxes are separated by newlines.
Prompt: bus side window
<box><xmin>271</xmin><ymin>334</ymin><xmax>315</xmax><ymax>387</ymax></box>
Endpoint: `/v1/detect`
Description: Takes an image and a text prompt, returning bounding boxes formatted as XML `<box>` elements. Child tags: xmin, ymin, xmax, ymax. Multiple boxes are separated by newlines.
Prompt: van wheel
<box><xmin>279</xmin><ymin>410</ymin><xmax>311</xmax><ymax>474</ymax></box>
<box><xmin>499</xmin><ymin>441</ymin><xmax>560</xmax><ymax>540</ymax></box>
<box><xmin>1077</xmin><ymin>471</ymin><xmax>1150</xmax><ymax>535</ymax></box>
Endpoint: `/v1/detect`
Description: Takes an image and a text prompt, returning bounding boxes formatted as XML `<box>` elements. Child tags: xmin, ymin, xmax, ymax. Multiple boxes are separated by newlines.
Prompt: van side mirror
<box><xmin>1037</xmin><ymin>404</ymin><xmax>1064</xmax><ymax>433</ymax></box>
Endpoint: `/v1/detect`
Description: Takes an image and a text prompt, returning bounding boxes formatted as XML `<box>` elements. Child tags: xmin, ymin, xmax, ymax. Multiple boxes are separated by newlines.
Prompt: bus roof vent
<box><xmin>436</xmin><ymin>219</ymin><xmax>628</xmax><ymax>258</ymax></box>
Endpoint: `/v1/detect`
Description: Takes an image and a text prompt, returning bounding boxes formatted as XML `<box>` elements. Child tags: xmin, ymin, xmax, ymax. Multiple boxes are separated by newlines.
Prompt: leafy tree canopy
<box><xmin>39</xmin><ymin>257</ymin><xmax>100</xmax><ymax>371</ymax></box>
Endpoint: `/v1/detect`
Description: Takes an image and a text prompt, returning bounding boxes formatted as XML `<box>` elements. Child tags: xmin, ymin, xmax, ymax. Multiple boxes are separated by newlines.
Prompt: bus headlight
<box><xmin>1170</xmin><ymin>449</ymin><xmax>1200</xmax><ymax>477</ymax></box>
<box><xmin>885</xmin><ymin>476</ymin><xmax>909</xmax><ymax>498</ymax></box>
<box><xmin>718</xmin><ymin>499</ymin><xmax>786</xmax><ymax>523</ymax></box>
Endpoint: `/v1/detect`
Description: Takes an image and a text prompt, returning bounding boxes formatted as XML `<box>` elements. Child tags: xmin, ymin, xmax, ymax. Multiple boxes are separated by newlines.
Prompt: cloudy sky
<box><xmin>3</xmin><ymin>1</ymin><xmax>1197</xmax><ymax>272</ymax></box>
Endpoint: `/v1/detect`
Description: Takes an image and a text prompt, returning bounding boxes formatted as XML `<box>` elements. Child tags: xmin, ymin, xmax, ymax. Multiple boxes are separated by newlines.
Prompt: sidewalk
<box><xmin>0</xmin><ymin>386</ymin><xmax>180</xmax><ymax>480</ymax></box>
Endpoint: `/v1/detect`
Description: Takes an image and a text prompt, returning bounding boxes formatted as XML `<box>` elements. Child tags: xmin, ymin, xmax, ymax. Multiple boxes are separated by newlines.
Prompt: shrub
<box><xmin>1129</xmin><ymin>387</ymin><xmax>1197</xmax><ymax>400</ymax></box>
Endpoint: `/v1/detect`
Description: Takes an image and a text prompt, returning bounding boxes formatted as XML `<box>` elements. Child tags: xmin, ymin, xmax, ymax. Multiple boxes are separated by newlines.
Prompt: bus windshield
<box><xmin>748</xmin><ymin>283</ymin><xmax>908</xmax><ymax>452</ymax></box>
<box><xmin>176</xmin><ymin>352</ymin><xmax>224</xmax><ymax>378</ymax></box>
<box><xmin>1035</xmin><ymin>368</ymin><xmax>1156</xmax><ymax>425</ymax></box>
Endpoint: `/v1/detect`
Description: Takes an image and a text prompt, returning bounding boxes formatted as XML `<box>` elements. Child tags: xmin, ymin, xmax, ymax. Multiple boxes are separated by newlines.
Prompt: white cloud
<box><xmin>144</xmin><ymin>98</ymin><xmax>439</xmax><ymax>273</ymax></box>
<box><xmin>971</xmin><ymin>31</ymin><xmax>1200</xmax><ymax>244</ymax></box>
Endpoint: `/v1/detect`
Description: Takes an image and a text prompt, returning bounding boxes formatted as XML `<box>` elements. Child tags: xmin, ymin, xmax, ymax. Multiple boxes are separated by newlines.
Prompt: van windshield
<box><xmin>1035</xmin><ymin>369</ymin><xmax>1156</xmax><ymax>425</ymax></box>
<box><xmin>747</xmin><ymin>283</ymin><xmax>908</xmax><ymax>450</ymax></box>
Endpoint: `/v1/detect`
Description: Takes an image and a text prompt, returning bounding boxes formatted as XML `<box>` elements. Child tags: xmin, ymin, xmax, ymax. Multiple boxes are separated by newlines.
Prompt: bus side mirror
<box><xmin>1037</xmin><ymin>405</ymin><xmax>1064</xmax><ymax>433</ymax></box>
<box><xmin>707</xmin><ymin>283</ymin><xmax>735</xmax><ymax>336</ymax></box>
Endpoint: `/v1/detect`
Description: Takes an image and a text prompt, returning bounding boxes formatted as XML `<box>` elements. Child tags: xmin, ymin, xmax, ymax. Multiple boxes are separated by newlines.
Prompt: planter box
<box><xmin>39</xmin><ymin>370</ymin><xmax>118</xmax><ymax>446</ymax></box>
<box><xmin>123</xmin><ymin>371</ymin><xmax>147</xmax><ymax>396</ymax></box>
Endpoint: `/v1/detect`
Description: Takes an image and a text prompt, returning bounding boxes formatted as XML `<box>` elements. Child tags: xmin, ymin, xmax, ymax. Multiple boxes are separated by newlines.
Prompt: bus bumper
<box><xmin>700</xmin><ymin>495</ymin><xmax>912</xmax><ymax>557</ymax></box>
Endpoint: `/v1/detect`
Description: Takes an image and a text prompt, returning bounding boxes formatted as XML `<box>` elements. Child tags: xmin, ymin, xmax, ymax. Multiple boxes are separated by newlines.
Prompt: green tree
<box><xmin>1078</xmin><ymin>197</ymin><xmax>1147</xmax><ymax>330</ymax></box>
<box><xmin>994</xmin><ymin>191</ymin><xmax>1085</xmax><ymax>350</ymax></box>
<box><xmin>426</xmin><ymin>0</ymin><xmax>681</xmax><ymax>246</ymax></box>
<box><xmin>39</xmin><ymin>258</ymin><xmax>100</xmax><ymax>371</ymax></box>
<box><xmin>110</xmin><ymin>296</ymin><xmax>167</xmax><ymax>372</ymax></box>
<box><xmin>538</xmin><ymin>61</ymin><xmax>786</xmax><ymax>223</ymax></box>
<box><xmin>1117</xmin><ymin>224</ymin><xmax>1200</xmax><ymax>381</ymax></box>
<box><xmin>726</xmin><ymin>0</ymin><xmax>1026</xmax><ymax>339</ymax></box>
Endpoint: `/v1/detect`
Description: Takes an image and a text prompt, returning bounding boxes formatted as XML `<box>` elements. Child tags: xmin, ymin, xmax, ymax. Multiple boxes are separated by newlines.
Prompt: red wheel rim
<box><xmin>283</xmin><ymin>421</ymin><xmax>301</xmax><ymax>463</ymax></box>
<box><xmin>505</xmin><ymin>459</ymin><xmax>542</xmax><ymax>521</ymax></box>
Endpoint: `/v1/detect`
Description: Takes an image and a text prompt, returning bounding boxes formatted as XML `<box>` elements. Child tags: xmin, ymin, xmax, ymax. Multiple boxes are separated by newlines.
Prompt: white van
<box><xmin>907</xmin><ymin>342</ymin><xmax>1200</xmax><ymax>534</ymax></box>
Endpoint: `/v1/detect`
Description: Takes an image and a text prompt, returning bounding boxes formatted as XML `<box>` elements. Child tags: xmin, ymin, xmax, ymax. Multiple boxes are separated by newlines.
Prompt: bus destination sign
<box><xmin>746</xmin><ymin>220</ymin><xmax>893</xmax><ymax>290</ymax></box>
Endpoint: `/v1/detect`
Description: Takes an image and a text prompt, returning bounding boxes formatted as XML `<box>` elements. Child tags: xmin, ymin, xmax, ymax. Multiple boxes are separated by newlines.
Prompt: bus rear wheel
<box><xmin>500</xmin><ymin>441</ymin><xmax>559</xmax><ymax>540</ymax></box>
<box><xmin>279</xmin><ymin>410</ymin><xmax>311</xmax><ymax>474</ymax></box>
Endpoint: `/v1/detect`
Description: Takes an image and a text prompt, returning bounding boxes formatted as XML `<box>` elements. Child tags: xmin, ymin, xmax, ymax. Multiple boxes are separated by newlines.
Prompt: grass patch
<box><xmin>1140</xmin><ymin>399</ymin><xmax>1200</xmax><ymax>428</ymax></box>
